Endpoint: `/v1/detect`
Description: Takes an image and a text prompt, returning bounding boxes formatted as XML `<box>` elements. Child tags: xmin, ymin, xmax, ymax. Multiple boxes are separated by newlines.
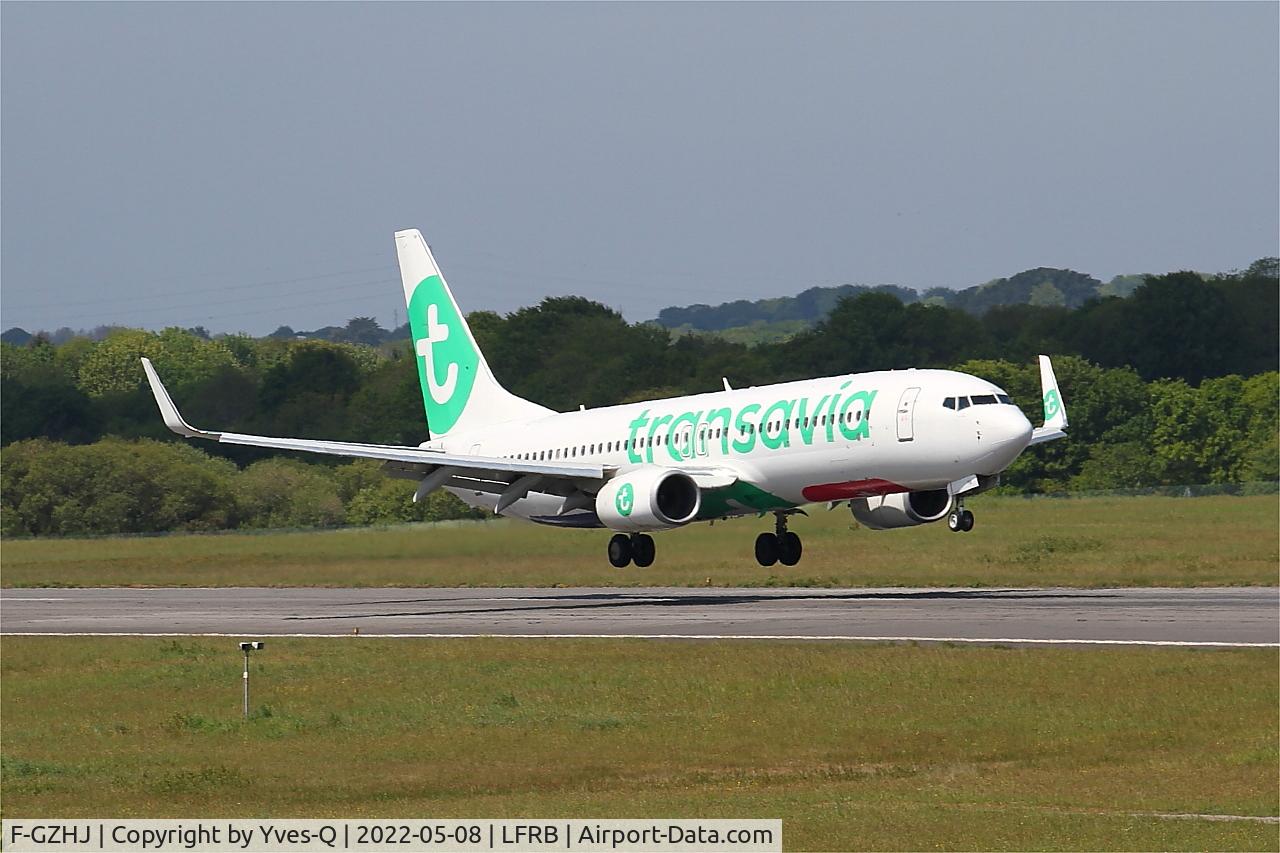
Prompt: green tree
<box><xmin>338</xmin><ymin>316</ymin><xmax>387</xmax><ymax>347</ymax></box>
<box><xmin>1123</xmin><ymin>272</ymin><xmax>1236</xmax><ymax>383</ymax></box>
<box><xmin>234</xmin><ymin>459</ymin><xmax>345</xmax><ymax>529</ymax></box>
<box><xmin>1028</xmin><ymin>281</ymin><xmax>1066</xmax><ymax>307</ymax></box>
<box><xmin>1</xmin><ymin>438</ymin><xmax>238</xmax><ymax>536</ymax></box>
<box><xmin>345</xmin><ymin>352</ymin><xmax>427</xmax><ymax>444</ymax></box>
<box><xmin>76</xmin><ymin>328</ymin><xmax>240</xmax><ymax>396</ymax></box>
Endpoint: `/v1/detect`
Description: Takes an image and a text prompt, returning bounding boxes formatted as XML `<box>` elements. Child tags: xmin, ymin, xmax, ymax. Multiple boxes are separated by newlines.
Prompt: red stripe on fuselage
<box><xmin>801</xmin><ymin>478</ymin><xmax>908</xmax><ymax>502</ymax></box>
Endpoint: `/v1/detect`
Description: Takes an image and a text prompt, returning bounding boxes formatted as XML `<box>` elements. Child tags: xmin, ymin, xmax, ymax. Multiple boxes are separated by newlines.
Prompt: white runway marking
<box><xmin>1</xmin><ymin>631</ymin><xmax>1275</xmax><ymax>647</ymax></box>
<box><xmin>1140</xmin><ymin>812</ymin><xmax>1279</xmax><ymax>824</ymax></box>
<box><xmin>0</xmin><ymin>597</ymin><xmax>66</xmax><ymax>601</ymax></box>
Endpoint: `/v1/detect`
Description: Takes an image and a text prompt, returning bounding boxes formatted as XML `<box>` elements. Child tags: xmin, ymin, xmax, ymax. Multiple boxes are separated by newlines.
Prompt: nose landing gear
<box><xmin>947</xmin><ymin>500</ymin><xmax>976</xmax><ymax>533</ymax></box>
<box><xmin>755</xmin><ymin>512</ymin><xmax>803</xmax><ymax>566</ymax></box>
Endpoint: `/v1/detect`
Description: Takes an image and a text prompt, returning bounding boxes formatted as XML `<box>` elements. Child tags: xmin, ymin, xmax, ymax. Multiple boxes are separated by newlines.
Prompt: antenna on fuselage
<box><xmin>722</xmin><ymin>377</ymin><xmax>733</xmax><ymax>392</ymax></box>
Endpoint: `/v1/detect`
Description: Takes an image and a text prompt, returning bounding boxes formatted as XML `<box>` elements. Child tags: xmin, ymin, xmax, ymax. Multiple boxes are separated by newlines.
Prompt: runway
<box><xmin>1</xmin><ymin>586</ymin><xmax>1276</xmax><ymax>646</ymax></box>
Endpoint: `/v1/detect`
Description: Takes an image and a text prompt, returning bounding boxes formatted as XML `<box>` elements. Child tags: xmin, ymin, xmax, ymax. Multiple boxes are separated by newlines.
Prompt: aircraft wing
<box><xmin>141</xmin><ymin>358</ymin><xmax>606</xmax><ymax>509</ymax></box>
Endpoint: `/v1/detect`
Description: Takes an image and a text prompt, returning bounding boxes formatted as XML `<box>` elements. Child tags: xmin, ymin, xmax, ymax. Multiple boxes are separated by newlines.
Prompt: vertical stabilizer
<box><xmin>395</xmin><ymin>229</ymin><xmax>552</xmax><ymax>440</ymax></box>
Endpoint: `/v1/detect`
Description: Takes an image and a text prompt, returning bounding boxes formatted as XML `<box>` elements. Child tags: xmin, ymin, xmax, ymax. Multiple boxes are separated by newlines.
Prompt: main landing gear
<box><xmin>755</xmin><ymin>512</ymin><xmax>803</xmax><ymax>567</ymax></box>
<box><xmin>608</xmin><ymin>533</ymin><xmax>656</xmax><ymax>568</ymax></box>
<box><xmin>947</xmin><ymin>499</ymin><xmax>976</xmax><ymax>533</ymax></box>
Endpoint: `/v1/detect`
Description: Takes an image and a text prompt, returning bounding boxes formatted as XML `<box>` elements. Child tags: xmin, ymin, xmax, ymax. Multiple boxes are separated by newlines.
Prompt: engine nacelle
<box><xmin>849</xmin><ymin>488</ymin><xmax>953</xmax><ymax>530</ymax></box>
<box><xmin>596</xmin><ymin>468</ymin><xmax>701</xmax><ymax>532</ymax></box>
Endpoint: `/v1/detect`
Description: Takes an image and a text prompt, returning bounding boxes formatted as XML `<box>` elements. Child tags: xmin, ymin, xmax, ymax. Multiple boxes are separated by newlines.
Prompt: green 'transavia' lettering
<box><xmin>614</xmin><ymin>384</ymin><xmax>878</xmax><ymax>464</ymax></box>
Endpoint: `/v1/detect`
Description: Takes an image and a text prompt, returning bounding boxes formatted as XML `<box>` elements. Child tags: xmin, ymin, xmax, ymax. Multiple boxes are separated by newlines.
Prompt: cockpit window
<box><xmin>971</xmin><ymin>394</ymin><xmax>998</xmax><ymax>405</ymax></box>
<box><xmin>956</xmin><ymin>396</ymin><xmax>971</xmax><ymax>410</ymax></box>
<box><xmin>997</xmin><ymin>393</ymin><xmax>1012</xmax><ymax>404</ymax></box>
<box><xmin>942</xmin><ymin>397</ymin><xmax>955</xmax><ymax>410</ymax></box>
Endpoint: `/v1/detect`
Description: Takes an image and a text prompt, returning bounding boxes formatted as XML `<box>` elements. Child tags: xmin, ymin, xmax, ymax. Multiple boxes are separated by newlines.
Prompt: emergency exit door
<box><xmin>897</xmin><ymin>387</ymin><xmax>921</xmax><ymax>442</ymax></box>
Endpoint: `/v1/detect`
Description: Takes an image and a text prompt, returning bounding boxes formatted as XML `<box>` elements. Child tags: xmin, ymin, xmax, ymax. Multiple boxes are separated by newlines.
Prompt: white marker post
<box><xmin>238</xmin><ymin>641</ymin><xmax>264</xmax><ymax>719</ymax></box>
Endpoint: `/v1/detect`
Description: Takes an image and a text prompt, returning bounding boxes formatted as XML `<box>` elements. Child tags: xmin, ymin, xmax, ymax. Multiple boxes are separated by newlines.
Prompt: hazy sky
<box><xmin>3</xmin><ymin>2</ymin><xmax>1277</xmax><ymax>336</ymax></box>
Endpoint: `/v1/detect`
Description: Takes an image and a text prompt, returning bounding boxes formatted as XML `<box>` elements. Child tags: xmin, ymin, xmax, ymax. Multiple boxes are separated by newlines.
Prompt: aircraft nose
<box><xmin>975</xmin><ymin>406</ymin><xmax>1034</xmax><ymax>474</ymax></box>
<box><xmin>991</xmin><ymin>406</ymin><xmax>1034</xmax><ymax>449</ymax></box>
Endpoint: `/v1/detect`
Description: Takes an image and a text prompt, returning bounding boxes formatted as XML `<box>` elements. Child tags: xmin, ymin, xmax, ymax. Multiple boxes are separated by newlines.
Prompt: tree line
<box><xmin>1</xmin><ymin>265</ymin><xmax>1275</xmax><ymax>536</ymax></box>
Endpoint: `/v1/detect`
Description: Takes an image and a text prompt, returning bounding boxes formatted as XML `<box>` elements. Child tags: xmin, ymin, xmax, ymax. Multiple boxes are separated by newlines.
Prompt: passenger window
<box><xmin>943</xmin><ymin>397</ymin><xmax>955</xmax><ymax>409</ymax></box>
<box><xmin>957</xmin><ymin>397</ymin><xmax>970</xmax><ymax>410</ymax></box>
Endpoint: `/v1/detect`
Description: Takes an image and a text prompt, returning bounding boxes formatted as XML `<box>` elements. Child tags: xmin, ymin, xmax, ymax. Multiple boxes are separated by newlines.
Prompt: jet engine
<box><xmin>849</xmin><ymin>488</ymin><xmax>953</xmax><ymax>530</ymax></box>
<box><xmin>596</xmin><ymin>468</ymin><xmax>701</xmax><ymax>532</ymax></box>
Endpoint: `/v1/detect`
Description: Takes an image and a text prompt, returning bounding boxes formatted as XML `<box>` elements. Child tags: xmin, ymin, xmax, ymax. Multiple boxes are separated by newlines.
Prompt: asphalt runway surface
<box><xmin>1</xmin><ymin>586</ymin><xmax>1276</xmax><ymax>646</ymax></box>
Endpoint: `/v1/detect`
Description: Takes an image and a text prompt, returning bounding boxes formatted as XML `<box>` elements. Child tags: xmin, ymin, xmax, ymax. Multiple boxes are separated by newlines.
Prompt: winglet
<box><xmin>1029</xmin><ymin>355</ymin><xmax>1068</xmax><ymax>445</ymax></box>
<box><xmin>139</xmin><ymin>357</ymin><xmax>220</xmax><ymax>440</ymax></box>
<box><xmin>1038</xmin><ymin>355</ymin><xmax>1067</xmax><ymax>430</ymax></box>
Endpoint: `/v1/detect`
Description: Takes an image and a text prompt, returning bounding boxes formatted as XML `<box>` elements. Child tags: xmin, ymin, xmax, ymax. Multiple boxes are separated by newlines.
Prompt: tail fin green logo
<box><xmin>408</xmin><ymin>276</ymin><xmax>478</xmax><ymax>434</ymax></box>
<box><xmin>1043</xmin><ymin>389</ymin><xmax>1061</xmax><ymax>421</ymax></box>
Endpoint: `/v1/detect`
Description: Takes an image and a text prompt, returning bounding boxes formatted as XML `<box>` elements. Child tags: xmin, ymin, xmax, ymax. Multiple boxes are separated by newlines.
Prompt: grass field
<box><xmin>1</xmin><ymin>637</ymin><xmax>1276</xmax><ymax>850</ymax></box>
<box><xmin>2</xmin><ymin>494</ymin><xmax>1276</xmax><ymax>589</ymax></box>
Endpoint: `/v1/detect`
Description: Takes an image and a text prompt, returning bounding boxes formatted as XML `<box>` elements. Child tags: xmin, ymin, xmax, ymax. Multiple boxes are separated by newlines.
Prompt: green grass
<box><xmin>2</xmin><ymin>495</ymin><xmax>1276</xmax><ymax>589</ymax></box>
<box><xmin>1</xmin><ymin>638</ymin><xmax>1276</xmax><ymax>850</ymax></box>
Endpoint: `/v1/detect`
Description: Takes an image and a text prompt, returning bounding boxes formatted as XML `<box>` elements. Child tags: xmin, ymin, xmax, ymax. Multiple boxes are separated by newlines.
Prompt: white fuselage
<box><xmin>431</xmin><ymin>368</ymin><xmax>1034</xmax><ymax>524</ymax></box>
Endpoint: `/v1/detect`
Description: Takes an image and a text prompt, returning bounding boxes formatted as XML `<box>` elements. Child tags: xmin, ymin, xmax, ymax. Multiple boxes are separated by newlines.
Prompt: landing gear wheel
<box><xmin>631</xmin><ymin>533</ymin><xmax>656</xmax><ymax>568</ymax></box>
<box><xmin>947</xmin><ymin>511</ymin><xmax>963</xmax><ymax>532</ymax></box>
<box><xmin>961</xmin><ymin>509</ymin><xmax>975</xmax><ymax>532</ymax></box>
<box><xmin>607</xmin><ymin>533</ymin><xmax>632</xmax><ymax>568</ymax></box>
<box><xmin>777</xmin><ymin>531</ymin><xmax>803</xmax><ymax>566</ymax></box>
<box><xmin>754</xmin><ymin>532</ymin><xmax>779</xmax><ymax>567</ymax></box>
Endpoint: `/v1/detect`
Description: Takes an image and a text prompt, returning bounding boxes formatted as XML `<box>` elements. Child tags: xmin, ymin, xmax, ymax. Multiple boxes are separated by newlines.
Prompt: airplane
<box><xmin>142</xmin><ymin>228</ymin><xmax>1068</xmax><ymax>568</ymax></box>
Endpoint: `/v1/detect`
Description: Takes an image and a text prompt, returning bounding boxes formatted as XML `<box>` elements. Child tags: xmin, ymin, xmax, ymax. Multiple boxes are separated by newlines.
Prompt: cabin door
<box><xmin>896</xmin><ymin>387</ymin><xmax>921</xmax><ymax>442</ymax></box>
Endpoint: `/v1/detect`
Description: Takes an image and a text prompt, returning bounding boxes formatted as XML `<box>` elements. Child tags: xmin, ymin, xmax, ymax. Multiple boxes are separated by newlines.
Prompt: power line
<box><xmin>5</xmin><ymin>264</ymin><xmax>397</xmax><ymax>313</ymax></box>
<box><xmin>45</xmin><ymin>277</ymin><xmax>399</xmax><ymax>327</ymax></box>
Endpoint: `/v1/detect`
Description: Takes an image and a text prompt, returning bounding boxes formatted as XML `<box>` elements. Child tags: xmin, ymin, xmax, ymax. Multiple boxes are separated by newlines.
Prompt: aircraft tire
<box><xmin>777</xmin><ymin>531</ymin><xmax>802</xmax><ymax>566</ymax></box>
<box><xmin>947</xmin><ymin>511</ymin><xmax>963</xmax><ymax>532</ymax></box>
<box><xmin>631</xmin><ymin>533</ymin><xmax>656</xmax><ymax>567</ymax></box>
<box><xmin>755</xmin><ymin>532</ymin><xmax>779</xmax><ymax>567</ymax></box>
<box><xmin>961</xmin><ymin>510</ymin><xmax>975</xmax><ymax>532</ymax></box>
<box><xmin>608</xmin><ymin>533</ymin><xmax>632</xmax><ymax>568</ymax></box>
